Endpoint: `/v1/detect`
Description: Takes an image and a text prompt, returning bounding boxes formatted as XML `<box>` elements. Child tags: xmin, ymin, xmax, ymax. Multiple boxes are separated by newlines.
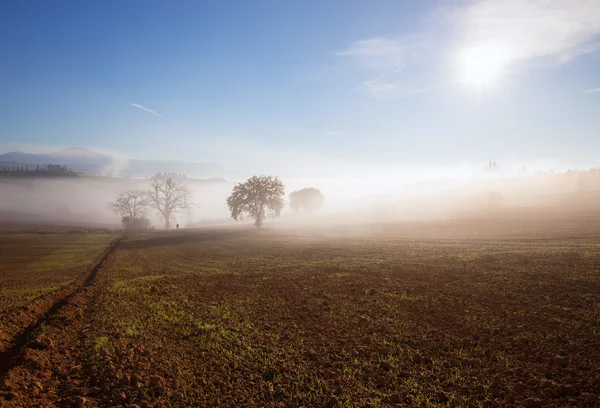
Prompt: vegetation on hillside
<box><xmin>0</xmin><ymin>164</ymin><xmax>78</xmax><ymax>178</ymax></box>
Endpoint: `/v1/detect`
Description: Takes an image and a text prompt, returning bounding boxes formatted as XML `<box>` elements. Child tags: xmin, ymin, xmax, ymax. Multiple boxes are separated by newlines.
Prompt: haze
<box><xmin>1</xmin><ymin>0</ymin><xmax>600</xmax><ymax>228</ymax></box>
<box><xmin>3</xmin><ymin>3</ymin><xmax>600</xmax><ymax>406</ymax></box>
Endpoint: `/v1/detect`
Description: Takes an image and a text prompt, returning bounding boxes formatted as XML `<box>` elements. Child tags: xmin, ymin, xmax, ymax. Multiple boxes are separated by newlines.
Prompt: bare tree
<box><xmin>109</xmin><ymin>189</ymin><xmax>150</xmax><ymax>222</ymax></box>
<box><xmin>226</xmin><ymin>175</ymin><xmax>285</xmax><ymax>228</ymax></box>
<box><xmin>146</xmin><ymin>178</ymin><xmax>193</xmax><ymax>229</ymax></box>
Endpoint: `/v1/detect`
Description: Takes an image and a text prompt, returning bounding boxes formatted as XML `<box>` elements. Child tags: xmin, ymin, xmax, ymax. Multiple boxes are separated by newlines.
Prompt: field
<box><xmin>0</xmin><ymin>223</ymin><xmax>599</xmax><ymax>407</ymax></box>
<box><xmin>0</xmin><ymin>233</ymin><xmax>115</xmax><ymax>312</ymax></box>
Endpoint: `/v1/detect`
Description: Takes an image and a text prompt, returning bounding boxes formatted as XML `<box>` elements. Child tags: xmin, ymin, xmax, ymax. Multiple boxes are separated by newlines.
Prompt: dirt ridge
<box><xmin>0</xmin><ymin>237</ymin><xmax>121</xmax><ymax>379</ymax></box>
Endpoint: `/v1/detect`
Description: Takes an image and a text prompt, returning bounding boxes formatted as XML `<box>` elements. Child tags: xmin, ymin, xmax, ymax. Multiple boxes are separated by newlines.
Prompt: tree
<box><xmin>289</xmin><ymin>187</ymin><xmax>324</xmax><ymax>213</ymax></box>
<box><xmin>109</xmin><ymin>190</ymin><xmax>150</xmax><ymax>226</ymax></box>
<box><xmin>121</xmin><ymin>216</ymin><xmax>152</xmax><ymax>231</ymax></box>
<box><xmin>146</xmin><ymin>178</ymin><xmax>193</xmax><ymax>229</ymax></box>
<box><xmin>226</xmin><ymin>175</ymin><xmax>285</xmax><ymax>228</ymax></box>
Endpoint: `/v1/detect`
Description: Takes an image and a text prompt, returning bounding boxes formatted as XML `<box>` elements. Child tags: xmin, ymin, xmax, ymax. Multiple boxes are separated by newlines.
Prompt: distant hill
<box><xmin>0</xmin><ymin>148</ymin><xmax>234</xmax><ymax>178</ymax></box>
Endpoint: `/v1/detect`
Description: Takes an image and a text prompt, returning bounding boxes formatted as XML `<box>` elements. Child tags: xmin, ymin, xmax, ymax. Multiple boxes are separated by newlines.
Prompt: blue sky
<box><xmin>1</xmin><ymin>0</ymin><xmax>600</xmax><ymax>175</ymax></box>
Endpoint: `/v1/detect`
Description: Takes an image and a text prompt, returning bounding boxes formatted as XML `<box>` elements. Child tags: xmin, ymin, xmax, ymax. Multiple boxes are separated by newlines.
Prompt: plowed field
<box><xmin>0</xmin><ymin>233</ymin><xmax>116</xmax><ymax>313</ymax></box>
<box><xmin>1</xmin><ymin>228</ymin><xmax>599</xmax><ymax>407</ymax></box>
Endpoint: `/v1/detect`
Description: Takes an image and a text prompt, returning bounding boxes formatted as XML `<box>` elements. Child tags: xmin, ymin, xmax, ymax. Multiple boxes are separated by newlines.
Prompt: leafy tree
<box><xmin>146</xmin><ymin>178</ymin><xmax>193</xmax><ymax>229</ymax></box>
<box><xmin>109</xmin><ymin>190</ymin><xmax>150</xmax><ymax>224</ymax></box>
<box><xmin>289</xmin><ymin>188</ymin><xmax>325</xmax><ymax>213</ymax></box>
<box><xmin>226</xmin><ymin>175</ymin><xmax>285</xmax><ymax>228</ymax></box>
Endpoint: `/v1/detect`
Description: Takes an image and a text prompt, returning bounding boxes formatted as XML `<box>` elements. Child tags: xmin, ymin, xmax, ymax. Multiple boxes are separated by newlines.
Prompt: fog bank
<box><xmin>2</xmin><ymin>165</ymin><xmax>600</xmax><ymax>230</ymax></box>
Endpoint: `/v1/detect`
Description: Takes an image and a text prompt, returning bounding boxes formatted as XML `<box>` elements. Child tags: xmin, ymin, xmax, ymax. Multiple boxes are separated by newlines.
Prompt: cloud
<box><xmin>339</xmin><ymin>0</ymin><xmax>600</xmax><ymax>98</ymax></box>
<box><xmin>338</xmin><ymin>35</ymin><xmax>433</xmax><ymax>97</ymax></box>
<box><xmin>583</xmin><ymin>88</ymin><xmax>600</xmax><ymax>93</ymax></box>
<box><xmin>361</xmin><ymin>77</ymin><xmax>398</xmax><ymax>94</ymax></box>
<box><xmin>358</xmin><ymin>76</ymin><xmax>435</xmax><ymax>98</ymax></box>
<box><xmin>449</xmin><ymin>0</ymin><xmax>600</xmax><ymax>69</ymax></box>
<box><xmin>326</xmin><ymin>131</ymin><xmax>343</xmax><ymax>136</ymax></box>
<box><xmin>129</xmin><ymin>102</ymin><xmax>162</xmax><ymax>117</ymax></box>
<box><xmin>338</xmin><ymin>38</ymin><xmax>407</xmax><ymax>96</ymax></box>
<box><xmin>338</xmin><ymin>37</ymin><xmax>407</xmax><ymax>71</ymax></box>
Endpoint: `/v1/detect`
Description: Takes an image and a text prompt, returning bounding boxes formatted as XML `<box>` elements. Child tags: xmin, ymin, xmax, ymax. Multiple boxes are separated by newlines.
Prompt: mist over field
<box><xmin>0</xmin><ymin>177</ymin><xmax>232</xmax><ymax>227</ymax></box>
<box><xmin>2</xmin><ymin>161</ymin><xmax>600</xmax><ymax>231</ymax></box>
<box><xmin>4</xmin><ymin>0</ymin><xmax>600</xmax><ymax>406</ymax></box>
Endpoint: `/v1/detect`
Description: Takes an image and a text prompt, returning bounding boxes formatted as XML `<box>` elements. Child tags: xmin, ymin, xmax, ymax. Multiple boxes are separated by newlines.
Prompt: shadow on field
<box><xmin>0</xmin><ymin>237</ymin><xmax>119</xmax><ymax>380</ymax></box>
<box><xmin>119</xmin><ymin>230</ymin><xmax>255</xmax><ymax>250</ymax></box>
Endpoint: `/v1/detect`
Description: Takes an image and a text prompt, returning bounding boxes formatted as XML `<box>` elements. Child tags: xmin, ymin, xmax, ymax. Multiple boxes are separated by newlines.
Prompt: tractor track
<box><xmin>0</xmin><ymin>237</ymin><xmax>121</xmax><ymax>381</ymax></box>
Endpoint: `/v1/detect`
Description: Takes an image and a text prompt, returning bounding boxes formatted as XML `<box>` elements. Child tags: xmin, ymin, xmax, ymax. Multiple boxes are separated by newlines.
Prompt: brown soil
<box><xmin>1</xmin><ymin>228</ymin><xmax>599</xmax><ymax>407</ymax></box>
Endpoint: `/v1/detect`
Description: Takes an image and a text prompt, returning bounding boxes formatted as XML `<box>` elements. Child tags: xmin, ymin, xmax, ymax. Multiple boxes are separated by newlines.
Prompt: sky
<box><xmin>1</xmin><ymin>0</ymin><xmax>600</xmax><ymax>176</ymax></box>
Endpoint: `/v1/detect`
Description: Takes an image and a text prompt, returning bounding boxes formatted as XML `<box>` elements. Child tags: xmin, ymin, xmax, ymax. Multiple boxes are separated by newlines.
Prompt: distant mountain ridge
<box><xmin>0</xmin><ymin>148</ymin><xmax>233</xmax><ymax>178</ymax></box>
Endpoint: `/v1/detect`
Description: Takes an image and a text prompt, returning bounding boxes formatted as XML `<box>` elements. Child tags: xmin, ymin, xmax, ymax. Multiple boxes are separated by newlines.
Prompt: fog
<box><xmin>1</xmin><ymin>162</ymin><xmax>599</xmax><ymax>231</ymax></box>
<box><xmin>0</xmin><ymin>177</ymin><xmax>233</xmax><ymax>228</ymax></box>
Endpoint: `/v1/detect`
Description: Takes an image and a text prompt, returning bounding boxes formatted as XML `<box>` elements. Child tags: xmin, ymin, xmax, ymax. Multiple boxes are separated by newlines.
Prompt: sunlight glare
<box><xmin>456</xmin><ymin>43</ymin><xmax>511</xmax><ymax>91</ymax></box>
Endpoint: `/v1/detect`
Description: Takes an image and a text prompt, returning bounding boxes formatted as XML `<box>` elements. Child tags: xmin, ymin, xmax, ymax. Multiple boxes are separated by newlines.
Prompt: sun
<box><xmin>455</xmin><ymin>43</ymin><xmax>511</xmax><ymax>91</ymax></box>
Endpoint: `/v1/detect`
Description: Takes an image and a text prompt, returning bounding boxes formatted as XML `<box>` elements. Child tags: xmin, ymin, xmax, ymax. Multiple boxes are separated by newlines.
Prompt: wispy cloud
<box><xmin>338</xmin><ymin>35</ymin><xmax>435</xmax><ymax>97</ymax></box>
<box><xmin>583</xmin><ymin>88</ymin><xmax>600</xmax><ymax>93</ymax></box>
<box><xmin>339</xmin><ymin>38</ymin><xmax>413</xmax><ymax>97</ymax></box>
<box><xmin>129</xmin><ymin>102</ymin><xmax>162</xmax><ymax>117</ymax></box>
<box><xmin>358</xmin><ymin>76</ymin><xmax>435</xmax><ymax>98</ymax></box>
<box><xmin>339</xmin><ymin>0</ymin><xmax>600</xmax><ymax>98</ymax></box>
<box><xmin>449</xmin><ymin>0</ymin><xmax>600</xmax><ymax>68</ymax></box>
<box><xmin>326</xmin><ymin>131</ymin><xmax>343</xmax><ymax>136</ymax></box>
<box><xmin>338</xmin><ymin>37</ymin><xmax>407</xmax><ymax>71</ymax></box>
<box><xmin>361</xmin><ymin>77</ymin><xmax>398</xmax><ymax>94</ymax></box>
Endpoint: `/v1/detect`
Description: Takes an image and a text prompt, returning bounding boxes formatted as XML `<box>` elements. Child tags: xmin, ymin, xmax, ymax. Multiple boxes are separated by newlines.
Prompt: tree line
<box><xmin>0</xmin><ymin>164</ymin><xmax>78</xmax><ymax>178</ymax></box>
<box><xmin>109</xmin><ymin>175</ymin><xmax>324</xmax><ymax>230</ymax></box>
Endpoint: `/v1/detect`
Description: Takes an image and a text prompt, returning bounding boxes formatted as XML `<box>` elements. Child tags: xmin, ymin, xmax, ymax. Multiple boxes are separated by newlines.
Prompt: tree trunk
<box><xmin>165</xmin><ymin>218</ymin><xmax>170</xmax><ymax>229</ymax></box>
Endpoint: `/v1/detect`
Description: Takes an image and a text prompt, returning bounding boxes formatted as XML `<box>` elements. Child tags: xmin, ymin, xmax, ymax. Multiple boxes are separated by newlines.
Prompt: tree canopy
<box><xmin>289</xmin><ymin>187</ymin><xmax>324</xmax><ymax>213</ymax></box>
<box><xmin>146</xmin><ymin>178</ymin><xmax>193</xmax><ymax>229</ymax></box>
<box><xmin>109</xmin><ymin>189</ymin><xmax>149</xmax><ymax>221</ymax></box>
<box><xmin>226</xmin><ymin>175</ymin><xmax>285</xmax><ymax>228</ymax></box>
<box><xmin>109</xmin><ymin>179</ymin><xmax>193</xmax><ymax>229</ymax></box>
